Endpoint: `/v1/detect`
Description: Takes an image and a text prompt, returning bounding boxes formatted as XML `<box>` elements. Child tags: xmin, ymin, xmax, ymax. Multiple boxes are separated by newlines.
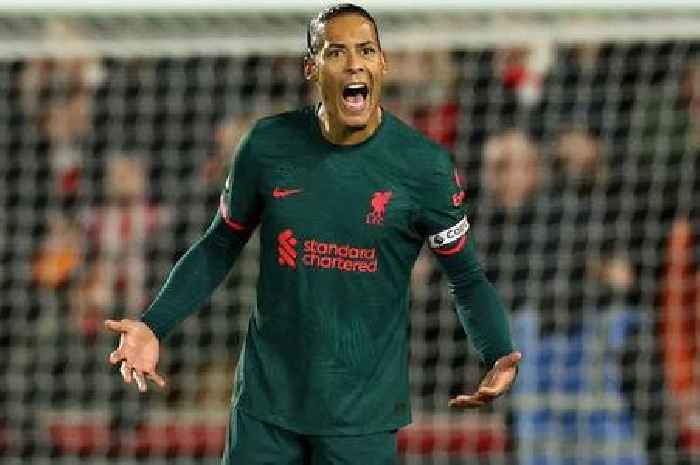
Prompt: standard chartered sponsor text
<box><xmin>302</xmin><ymin>239</ymin><xmax>377</xmax><ymax>272</ymax></box>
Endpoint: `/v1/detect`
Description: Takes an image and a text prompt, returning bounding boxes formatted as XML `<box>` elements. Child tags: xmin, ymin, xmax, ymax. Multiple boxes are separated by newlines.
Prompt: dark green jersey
<box><xmin>221</xmin><ymin>107</ymin><xmax>480</xmax><ymax>434</ymax></box>
<box><xmin>142</xmin><ymin>106</ymin><xmax>513</xmax><ymax>436</ymax></box>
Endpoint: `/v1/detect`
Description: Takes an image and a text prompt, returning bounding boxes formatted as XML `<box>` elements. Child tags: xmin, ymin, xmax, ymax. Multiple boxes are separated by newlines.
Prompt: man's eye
<box><xmin>363</xmin><ymin>47</ymin><xmax>376</xmax><ymax>56</ymax></box>
<box><xmin>328</xmin><ymin>49</ymin><xmax>342</xmax><ymax>58</ymax></box>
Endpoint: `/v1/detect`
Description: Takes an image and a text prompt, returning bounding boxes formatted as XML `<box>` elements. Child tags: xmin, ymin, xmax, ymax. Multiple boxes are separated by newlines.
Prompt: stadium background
<box><xmin>2</xmin><ymin>1</ymin><xmax>700</xmax><ymax>464</ymax></box>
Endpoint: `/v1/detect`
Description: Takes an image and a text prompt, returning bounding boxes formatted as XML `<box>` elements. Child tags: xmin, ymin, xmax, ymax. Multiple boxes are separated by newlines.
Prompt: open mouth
<box><xmin>342</xmin><ymin>83</ymin><xmax>369</xmax><ymax>112</ymax></box>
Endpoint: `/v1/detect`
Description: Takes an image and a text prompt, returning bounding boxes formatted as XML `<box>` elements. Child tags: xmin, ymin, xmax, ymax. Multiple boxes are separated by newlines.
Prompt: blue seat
<box><xmin>511</xmin><ymin>309</ymin><xmax>648</xmax><ymax>465</ymax></box>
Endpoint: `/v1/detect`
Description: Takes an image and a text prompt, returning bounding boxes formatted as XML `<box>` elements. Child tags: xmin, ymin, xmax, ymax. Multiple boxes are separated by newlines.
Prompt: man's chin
<box><xmin>346</xmin><ymin>121</ymin><xmax>369</xmax><ymax>131</ymax></box>
<box><xmin>339</xmin><ymin>110</ymin><xmax>374</xmax><ymax>130</ymax></box>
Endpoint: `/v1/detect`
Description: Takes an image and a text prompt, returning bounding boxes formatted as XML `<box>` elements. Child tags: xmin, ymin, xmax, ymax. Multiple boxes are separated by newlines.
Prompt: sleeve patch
<box><xmin>428</xmin><ymin>216</ymin><xmax>470</xmax><ymax>249</ymax></box>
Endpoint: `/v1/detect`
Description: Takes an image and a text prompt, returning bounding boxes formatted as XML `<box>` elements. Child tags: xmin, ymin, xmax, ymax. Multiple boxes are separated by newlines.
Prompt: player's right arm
<box><xmin>105</xmin><ymin>127</ymin><xmax>262</xmax><ymax>392</ymax></box>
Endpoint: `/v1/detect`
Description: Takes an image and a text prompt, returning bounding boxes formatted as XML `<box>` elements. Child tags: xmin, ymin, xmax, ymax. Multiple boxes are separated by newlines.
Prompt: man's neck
<box><xmin>317</xmin><ymin>105</ymin><xmax>382</xmax><ymax>146</ymax></box>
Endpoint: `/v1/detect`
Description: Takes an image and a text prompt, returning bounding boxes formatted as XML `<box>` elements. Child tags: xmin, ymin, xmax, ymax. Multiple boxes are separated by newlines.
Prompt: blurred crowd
<box><xmin>3</xmin><ymin>19</ymin><xmax>700</xmax><ymax>464</ymax></box>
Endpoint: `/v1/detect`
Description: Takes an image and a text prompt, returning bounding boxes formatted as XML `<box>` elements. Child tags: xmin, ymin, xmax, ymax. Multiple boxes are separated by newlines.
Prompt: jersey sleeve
<box><xmin>415</xmin><ymin>150</ymin><xmax>469</xmax><ymax>255</ymax></box>
<box><xmin>417</xmin><ymin>150</ymin><xmax>514</xmax><ymax>367</ymax></box>
<box><xmin>219</xmin><ymin>127</ymin><xmax>263</xmax><ymax>233</ymax></box>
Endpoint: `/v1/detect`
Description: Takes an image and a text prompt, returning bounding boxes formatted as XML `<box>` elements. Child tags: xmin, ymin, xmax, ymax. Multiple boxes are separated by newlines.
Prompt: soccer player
<box><xmin>105</xmin><ymin>4</ymin><xmax>521</xmax><ymax>463</ymax></box>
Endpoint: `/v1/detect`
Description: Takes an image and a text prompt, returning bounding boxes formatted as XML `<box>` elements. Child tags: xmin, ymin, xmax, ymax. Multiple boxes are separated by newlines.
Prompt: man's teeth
<box><xmin>343</xmin><ymin>83</ymin><xmax>368</xmax><ymax>110</ymax></box>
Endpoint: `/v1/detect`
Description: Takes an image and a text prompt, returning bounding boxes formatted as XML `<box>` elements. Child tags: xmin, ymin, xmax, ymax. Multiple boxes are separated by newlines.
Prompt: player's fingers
<box><xmin>480</xmin><ymin>373</ymin><xmax>516</xmax><ymax>397</ymax></box>
<box><xmin>104</xmin><ymin>319</ymin><xmax>127</xmax><ymax>333</ymax></box>
<box><xmin>495</xmin><ymin>351</ymin><xmax>522</xmax><ymax>371</ymax></box>
<box><xmin>457</xmin><ymin>386</ymin><xmax>502</xmax><ymax>403</ymax></box>
<box><xmin>133</xmin><ymin>370</ymin><xmax>147</xmax><ymax>393</ymax></box>
<box><xmin>451</xmin><ymin>393</ymin><xmax>487</xmax><ymax>404</ymax></box>
<box><xmin>146</xmin><ymin>372</ymin><xmax>167</xmax><ymax>388</ymax></box>
<box><xmin>451</xmin><ymin>400</ymin><xmax>485</xmax><ymax>409</ymax></box>
<box><xmin>477</xmin><ymin>386</ymin><xmax>503</xmax><ymax>398</ymax></box>
<box><xmin>449</xmin><ymin>395</ymin><xmax>486</xmax><ymax>408</ymax></box>
<box><xmin>120</xmin><ymin>361</ymin><xmax>133</xmax><ymax>384</ymax></box>
<box><xmin>108</xmin><ymin>350</ymin><xmax>124</xmax><ymax>365</ymax></box>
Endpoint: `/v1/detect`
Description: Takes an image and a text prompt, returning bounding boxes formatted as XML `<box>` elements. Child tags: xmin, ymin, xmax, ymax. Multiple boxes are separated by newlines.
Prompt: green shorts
<box><xmin>222</xmin><ymin>406</ymin><xmax>398</xmax><ymax>465</ymax></box>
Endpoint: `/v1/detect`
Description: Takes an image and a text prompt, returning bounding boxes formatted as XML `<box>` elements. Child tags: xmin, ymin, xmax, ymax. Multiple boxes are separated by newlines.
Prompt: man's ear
<box><xmin>380</xmin><ymin>51</ymin><xmax>388</xmax><ymax>76</ymax></box>
<box><xmin>304</xmin><ymin>55</ymin><xmax>317</xmax><ymax>82</ymax></box>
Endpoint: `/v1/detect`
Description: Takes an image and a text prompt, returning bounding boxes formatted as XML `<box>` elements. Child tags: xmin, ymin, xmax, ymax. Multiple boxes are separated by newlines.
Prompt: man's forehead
<box><xmin>320</xmin><ymin>14</ymin><xmax>378</xmax><ymax>46</ymax></box>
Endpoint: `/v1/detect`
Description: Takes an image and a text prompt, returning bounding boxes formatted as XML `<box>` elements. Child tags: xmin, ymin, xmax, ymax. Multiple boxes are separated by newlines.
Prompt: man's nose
<box><xmin>346</xmin><ymin>51</ymin><xmax>365</xmax><ymax>73</ymax></box>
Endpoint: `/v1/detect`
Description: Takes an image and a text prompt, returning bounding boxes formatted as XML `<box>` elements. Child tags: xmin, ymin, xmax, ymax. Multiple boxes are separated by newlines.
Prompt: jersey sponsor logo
<box><xmin>303</xmin><ymin>240</ymin><xmax>378</xmax><ymax>272</ymax></box>
<box><xmin>277</xmin><ymin>229</ymin><xmax>298</xmax><ymax>268</ymax></box>
<box><xmin>276</xmin><ymin>229</ymin><xmax>378</xmax><ymax>273</ymax></box>
<box><xmin>272</xmin><ymin>187</ymin><xmax>303</xmax><ymax>198</ymax></box>
<box><xmin>366</xmin><ymin>191</ymin><xmax>393</xmax><ymax>225</ymax></box>
<box><xmin>428</xmin><ymin>216</ymin><xmax>469</xmax><ymax>250</ymax></box>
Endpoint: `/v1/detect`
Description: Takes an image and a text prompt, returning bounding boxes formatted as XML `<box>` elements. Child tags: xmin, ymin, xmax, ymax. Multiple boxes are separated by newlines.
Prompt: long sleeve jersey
<box><xmin>142</xmin><ymin>107</ymin><xmax>514</xmax><ymax>435</ymax></box>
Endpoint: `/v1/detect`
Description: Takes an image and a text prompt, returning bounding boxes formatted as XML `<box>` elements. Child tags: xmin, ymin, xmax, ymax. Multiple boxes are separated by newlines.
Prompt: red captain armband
<box><xmin>428</xmin><ymin>216</ymin><xmax>469</xmax><ymax>256</ymax></box>
<box><xmin>219</xmin><ymin>195</ymin><xmax>248</xmax><ymax>232</ymax></box>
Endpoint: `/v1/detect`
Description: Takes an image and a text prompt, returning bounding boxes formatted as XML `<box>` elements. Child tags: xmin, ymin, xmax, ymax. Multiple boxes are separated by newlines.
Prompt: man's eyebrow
<box><xmin>326</xmin><ymin>41</ymin><xmax>377</xmax><ymax>49</ymax></box>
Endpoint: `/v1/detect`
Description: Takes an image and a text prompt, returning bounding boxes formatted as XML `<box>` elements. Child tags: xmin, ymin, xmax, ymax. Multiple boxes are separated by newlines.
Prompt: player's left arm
<box><xmin>434</xmin><ymin>238</ymin><xmax>521</xmax><ymax>408</ymax></box>
<box><xmin>417</xmin><ymin>151</ymin><xmax>521</xmax><ymax>409</ymax></box>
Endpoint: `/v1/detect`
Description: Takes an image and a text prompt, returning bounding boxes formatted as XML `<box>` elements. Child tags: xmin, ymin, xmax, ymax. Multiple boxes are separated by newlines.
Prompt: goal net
<box><xmin>2</xmin><ymin>5</ymin><xmax>700</xmax><ymax>465</ymax></box>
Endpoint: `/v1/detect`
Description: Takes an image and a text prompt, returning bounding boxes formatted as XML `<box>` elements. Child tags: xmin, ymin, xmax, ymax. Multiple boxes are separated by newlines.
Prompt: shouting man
<box><xmin>106</xmin><ymin>4</ymin><xmax>521</xmax><ymax>464</ymax></box>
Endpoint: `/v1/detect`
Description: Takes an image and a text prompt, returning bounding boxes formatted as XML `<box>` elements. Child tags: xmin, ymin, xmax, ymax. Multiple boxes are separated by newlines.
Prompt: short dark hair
<box><xmin>306</xmin><ymin>3</ymin><xmax>381</xmax><ymax>58</ymax></box>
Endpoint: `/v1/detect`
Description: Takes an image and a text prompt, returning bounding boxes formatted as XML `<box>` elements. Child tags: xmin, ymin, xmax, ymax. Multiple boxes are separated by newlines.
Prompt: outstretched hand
<box><xmin>449</xmin><ymin>351</ymin><xmax>521</xmax><ymax>409</ymax></box>
<box><xmin>105</xmin><ymin>319</ymin><xmax>167</xmax><ymax>393</ymax></box>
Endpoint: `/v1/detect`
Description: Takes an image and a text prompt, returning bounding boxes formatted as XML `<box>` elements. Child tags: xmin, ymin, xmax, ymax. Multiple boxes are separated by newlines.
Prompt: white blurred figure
<box><xmin>73</xmin><ymin>155</ymin><xmax>171</xmax><ymax>341</ymax></box>
<box><xmin>482</xmin><ymin>129</ymin><xmax>542</xmax><ymax>210</ymax></box>
<box><xmin>20</xmin><ymin>19</ymin><xmax>104</xmax><ymax>201</ymax></box>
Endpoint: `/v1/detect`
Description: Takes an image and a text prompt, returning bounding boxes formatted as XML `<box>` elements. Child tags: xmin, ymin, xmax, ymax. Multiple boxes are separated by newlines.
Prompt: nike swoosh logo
<box><xmin>272</xmin><ymin>187</ymin><xmax>303</xmax><ymax>198</ymax></box>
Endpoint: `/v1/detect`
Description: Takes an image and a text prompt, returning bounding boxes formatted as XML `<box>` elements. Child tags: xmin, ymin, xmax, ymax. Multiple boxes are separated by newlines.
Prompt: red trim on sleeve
<box><xmin>219</xmin><ymin>195</ymin><xmax>247</xmax><ymax>232</ymax></box>
<box><xmin>432</xmin><ymin>235</ymin><xmax>467</xmax><ymax>256</ymax></box>
<box><xmin>223</xmin><ymin>217</ymin><xmax>247</xmax><ymax>232</ymax></box>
